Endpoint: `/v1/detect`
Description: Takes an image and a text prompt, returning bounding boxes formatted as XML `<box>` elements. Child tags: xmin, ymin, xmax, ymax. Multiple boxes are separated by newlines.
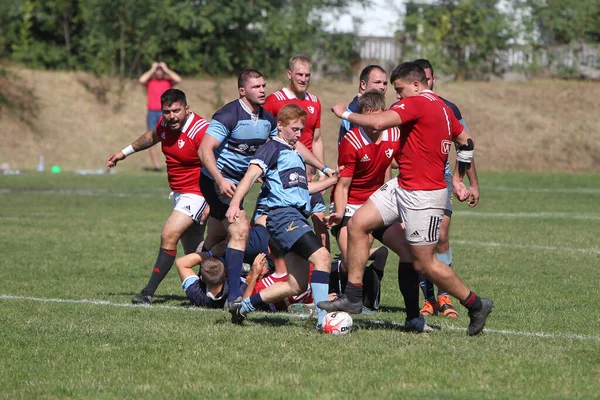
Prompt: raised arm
<box><xmin>159</xmin><ymin>62</ymin><xmax>182</xmax><ymax>85</ymax></box>
<box><xmin>139</xmin><ymin>62</ymin><xmax>158</xmax><ymax>84</ymax></box>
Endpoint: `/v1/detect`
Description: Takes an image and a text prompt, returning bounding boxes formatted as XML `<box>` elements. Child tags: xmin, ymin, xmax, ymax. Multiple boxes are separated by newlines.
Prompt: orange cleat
<box><xmin>438</xmin><ymin>295</ymin><xmax>459</xmax><ymax>318</ymax></box>
<box><xmin>420</xmin><ymin>299</ymin><xmax>439</xmax><ymax>316</ymax></box>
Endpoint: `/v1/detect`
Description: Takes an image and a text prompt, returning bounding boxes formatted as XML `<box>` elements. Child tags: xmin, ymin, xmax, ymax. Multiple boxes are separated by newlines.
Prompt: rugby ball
<box><xmin>323</xmin><ymin>311</ymin><xmax>353</xmax><ymax>335</ymax></box>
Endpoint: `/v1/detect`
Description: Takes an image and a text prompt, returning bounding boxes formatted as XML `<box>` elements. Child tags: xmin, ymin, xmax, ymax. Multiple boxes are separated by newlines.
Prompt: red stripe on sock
<box><xmin>463</xmin><ymin>291</ymin><xmax>477</xmax><ymax>307</ymax></box>
<box><xmin>162</xmin><ymin>249</ymin><xmax>177</xmax><ymax>257</ymax></box>
<box><xmin>349</xmin><ymin>281</ymin><xmax>363</xmax><ymax>288</ymax></box>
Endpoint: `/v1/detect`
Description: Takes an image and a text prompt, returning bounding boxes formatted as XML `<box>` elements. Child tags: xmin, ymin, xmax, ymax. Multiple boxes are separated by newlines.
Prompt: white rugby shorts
<box><xmin>170</xmin><ymin>192</ymin><xmax>208</xmax><ymax>224</ymax></box>
<box><xmin>396</xmin><ymin>186</ymin><xmax>447</xmax><ymax>246</ymax></box>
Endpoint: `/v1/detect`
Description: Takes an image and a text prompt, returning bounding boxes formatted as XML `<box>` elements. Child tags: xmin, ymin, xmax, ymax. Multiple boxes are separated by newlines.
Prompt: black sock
<box><xmin>419</xmin><ymin>275</ymin><xmax>435</xmax><ymax>301</ymax></box>
<box><xmin>460</xmin><ymin>291</ymin><xmax>482</xmax><ymax>312</ymax></box>
<box><xmin>398</xmin><ymin>262</ymin><xmax>420</xmax><ymax>320</ymax></box>
<box><xmin>143</xmin><ymin>248</ymin><xmax>177</xmax><ymax>296</ymax></box>
<box><xmin>362</xmin><ymin>266</ymin><xmax>380</xmax><ymax>309</ymax></box>
<box><xmin>344</xmin><ymin>281</ymin><xmax>363</xmax><ymax>303</ymax></box>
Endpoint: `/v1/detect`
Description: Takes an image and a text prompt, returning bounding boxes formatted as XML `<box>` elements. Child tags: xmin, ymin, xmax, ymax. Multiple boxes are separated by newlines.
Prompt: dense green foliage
<box><xmin>0</xmin><ymin>0</ymin><xmax>359</xmax><ymax>77</ymax></box>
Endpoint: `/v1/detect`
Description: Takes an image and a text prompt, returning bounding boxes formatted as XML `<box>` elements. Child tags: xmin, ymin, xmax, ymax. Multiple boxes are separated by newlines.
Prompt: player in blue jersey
<box><xmin>198</xmin><ymin>70</ymin><xmax>333</xmax><ymax>321</ymax></box>
<box><xmin>337</xmin><ymin>65</ymin><xmax>388</xmax><ymax>144</ymax></box>
<box><xmin>412</xmin><ymin>59</ymin><xmax>480</xmax><ymax>319</ymax></box>
<box><xmin>225</xmin><ymin>104</ymin><xmax>340</xmax><ymax>330</ymax></box>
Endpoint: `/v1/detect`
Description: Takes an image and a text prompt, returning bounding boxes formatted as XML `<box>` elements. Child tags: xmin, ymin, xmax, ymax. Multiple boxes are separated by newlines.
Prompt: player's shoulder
<box><xmin>341</xmin><ymin>127</ymin><xmax>366</xmax><ymax>150</ymax></box>
<box><xmin>382</xmin><ymin>126</ymin><xmax>401</xmax><ymax>142</ymax></box>
<box><xmin>305</xmin><ymin>91</ymin><xmax>320</xmax><ymax>104</ymax></box>
<box><xmin>210</xmin><ymin>99</ymin><xmax>243</xmax><ymax>128</ymax></box>
<box><xmin>184</xmin><ymin>113</ymin><xmax>210</xmax><ymax>138</ymax></box>
<box><xmin>439</xmin><ymin>96</ymin><xmax>463</xmax><ymax>119</ymax></box>
<box><xmin>267</xmin><ymin>89</ymin><xmax>287</xmax><ymax>102</ymax></box>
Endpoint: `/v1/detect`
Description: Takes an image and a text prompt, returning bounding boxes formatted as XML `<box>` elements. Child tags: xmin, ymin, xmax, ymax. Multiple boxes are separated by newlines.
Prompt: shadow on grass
<box><xmin>378</xmin><ymin>305</ymin><xmax>406</xmax><ymax>313</ymax></box>
<box><xmin>353</xmin><ymin>318</ymin><xmax>442</xmax><ymax>333</ymax></box>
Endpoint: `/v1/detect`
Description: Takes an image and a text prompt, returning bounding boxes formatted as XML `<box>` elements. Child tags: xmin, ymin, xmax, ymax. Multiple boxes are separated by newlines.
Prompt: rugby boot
<box><xmin>467</xmin><ymin>298</ymin><xmax>494</xmax><ymax>336</ymax></box>
<box><xmin>228</xmin><ymin>297</ymin><xmax>246</xmax><ymax>325</ymax></box>
<box><xmin>438</xmin><ymin>295</ymin><xmax>459</xmax><ymax>318</ymax></box>
<box><xmin>419</xmin><ymin>299</ymin><xmax>439</xmax><ymax>316</ymax></box>
<box><xmin>404</xmin><ymin>315</ymin><xmax>434</xmax><ymax>333</ymax></box>
<box><xmin>317</xmin><ymin>294</ymin><xmax>363</xmax><ymax>314</ymax></box>
<box><xmin>131</xmin><ymin>290</ymin><xmax>153</xmax><ymax>305</ymax></box>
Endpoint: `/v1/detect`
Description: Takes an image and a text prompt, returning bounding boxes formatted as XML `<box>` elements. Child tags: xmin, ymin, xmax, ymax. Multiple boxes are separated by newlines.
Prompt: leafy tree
<box><xmin>401</xmin><ymin>0</ymin><xmax>513</xmax><ymax>80</ymax></box>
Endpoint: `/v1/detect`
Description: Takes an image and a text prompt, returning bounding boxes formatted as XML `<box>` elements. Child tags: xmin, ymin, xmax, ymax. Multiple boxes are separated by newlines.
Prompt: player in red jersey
<box><xmin>328</xmin><ymin>90</ymin><xmax>399</xmax><ymax>312</ymax></box>
<box><xmin>319</xmin><ymin>63</ymin><xmax>493</xmax><ymax>336</ymax></box>
<box><xmin>107</xmin><ymin>89</ymin><xmax>210</xmax><ymax>304</ymax></box>
<box><xmin>263</xmin><ymin>55</ymin><xmax>330</xmax><ymax>251</ymax></box>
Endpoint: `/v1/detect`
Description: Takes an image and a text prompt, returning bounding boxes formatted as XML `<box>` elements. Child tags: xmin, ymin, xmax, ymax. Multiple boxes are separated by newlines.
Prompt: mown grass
<box><xmin>1</xmin><ymin>172</ymin><xmax>599</xmax><ymax>399</ymax></box>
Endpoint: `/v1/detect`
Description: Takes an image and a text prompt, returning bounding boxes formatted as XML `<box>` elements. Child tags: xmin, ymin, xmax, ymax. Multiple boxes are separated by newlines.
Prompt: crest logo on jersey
<box><xmin>161</xmin><ymin>132</ymin><xmax>166</xmax><ymax>139</ymax></box>
<box><xmin>395</xmin><ymin>103</ymin><xmax>405</xmax><ymax>110</ymax></box>
<box><xmin>178</xmin><ymin>138</ymin><xmax>185</xmax><ymax>149</ymax></box>
<box><xmin>385</xmin><ymin>148</ymin><xmax>394</xmax><ymax>158</ymax></box>
<box><xmin>307</xmin><ymin>106</ymin><xmax>315</xmax><ymax>114</ymax></box>
<box><xmin>441</xmin><ymin>140</ymin><xmax>452</xmax><ymax>154</ymax></box>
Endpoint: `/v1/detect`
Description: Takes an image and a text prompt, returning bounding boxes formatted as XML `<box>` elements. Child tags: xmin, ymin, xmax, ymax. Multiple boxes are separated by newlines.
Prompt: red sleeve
<box><xmin>390</xmin><ymin>98</ymin><xmax>421</xmax><ymax>125</ymax></box>
<box><xmin>338</xmin><ymin>140</ymin><xmax>357</xmax><ymax>178</ymax></box>
<box><xmin>155</xmin><ymin>116</ymin><xmax>164</xmax><ymax>131</ymax></box>
<box><xmin>315</xmin><ymin>99</ymin><xmax>322</xmax><ymax>129</ymax></box>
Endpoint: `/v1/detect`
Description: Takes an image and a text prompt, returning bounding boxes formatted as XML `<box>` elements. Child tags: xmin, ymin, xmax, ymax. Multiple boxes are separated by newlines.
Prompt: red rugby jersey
<box><xmin>155</xmin><ymin>112</ymin><xmax>209</xmax><ymax>195</ymax></box>
<box><xmin>263</xmin><ymin>87</ymin><xmax>321</xmax><ymax>151</ymax></box>
<box><xmin>390</xmin><ymin>90</ymin><xmax>464</xmax><ymax>191</ymax></box>
<box><xmin>337</xmin><ymin>126</ymin><xmax>401</xmax><ymax>204</ymax></box>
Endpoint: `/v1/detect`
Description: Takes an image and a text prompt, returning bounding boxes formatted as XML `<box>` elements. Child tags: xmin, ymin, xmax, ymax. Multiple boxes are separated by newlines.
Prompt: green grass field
<box><xmin>1</xmin><ymin>172</ymin><xmax>599</xmax><ymax>399</ymax></box>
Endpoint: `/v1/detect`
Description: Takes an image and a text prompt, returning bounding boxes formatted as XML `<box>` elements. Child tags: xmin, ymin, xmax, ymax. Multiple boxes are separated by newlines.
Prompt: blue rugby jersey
<box><xmin>337</xmin><ymin>94</ymin><xmax>360</xmax><ymax>145</ymax></box>
<box><xmin>250</xmin><ymin>137</ymin><xmax>311</xmax><ymax>215</ymax></box>
<box><xmin>203</xmin><ymin>99</ymin><xmax>278</xmax><ymax>184</ymax></box>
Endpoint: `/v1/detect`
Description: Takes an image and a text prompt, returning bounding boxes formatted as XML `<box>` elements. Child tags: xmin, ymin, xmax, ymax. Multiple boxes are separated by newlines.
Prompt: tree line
<box><xmin>0</xmin><ymin>0</ymin><xmax>599</xmax><ymax>79</ymax></box>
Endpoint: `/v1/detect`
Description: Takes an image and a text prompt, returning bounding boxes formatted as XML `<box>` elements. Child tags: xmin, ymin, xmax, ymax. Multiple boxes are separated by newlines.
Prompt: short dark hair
<box><xmin>414</xmin><ymin>59</ymin><xmax>434</xmax><ymax>75</ymax></box>
<box><xmin>238</xmin><ymin>69</ymin><xmax>263</xmax><ymax>88</ymax></box>
<box><xmin>200</xmin><ymin>257</ymin><xmax>225</xmax><ymax>285</ymax></box>
<box><xmin>390</xmin><ymin>62</ymin><xmax>427</xmax><ymax>85</ymax></box>
<box><xmin>359</xmin><ymin>65</ymin><xmax>386</xmax><ymax>85</ymax></box>
<box><xmin>358</xmin><ymin>89</ymin><xmax>386</xmax><ymax>114</ymax></box>
<box><xmin>160</xmin><ymin>89</ymin><xmax>187</xmax><ymax>107</ymax></box>
<box><xmin>268</xmin><ymin>237</ymin><xmax>283</xmax><ymax>260</ymax></box>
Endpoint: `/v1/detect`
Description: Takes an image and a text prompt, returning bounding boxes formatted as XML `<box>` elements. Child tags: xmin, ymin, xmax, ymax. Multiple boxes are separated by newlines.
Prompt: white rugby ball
<box><xmin>323</xmin><ymin>311</ymin><xmax>353</xmax><ymax>335</ymax></box>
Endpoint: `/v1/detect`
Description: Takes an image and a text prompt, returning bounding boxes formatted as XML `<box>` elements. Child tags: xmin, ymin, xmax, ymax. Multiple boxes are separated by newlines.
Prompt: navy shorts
<box><xmin>244</xmin><ymin>224</ymin><xmax>273</xmax><ymax>269</ymax></box>
<box><xmin>200</xmin><ymin>173</ymin><xmax>242</xmax><ymax>221</ymax></box>
<box><xmin>266</xmin><ymin>208</ymin><xmax>313</xmax><ymax>255</ymax></box>
<box><xmin>147</xmin><ymin>110</ymin><xmax>162</xmax><ymax>131</ymax></box>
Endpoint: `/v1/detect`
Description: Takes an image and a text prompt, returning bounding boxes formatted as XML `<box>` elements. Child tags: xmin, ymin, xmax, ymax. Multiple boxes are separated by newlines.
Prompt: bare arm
<box><xmin>139</xmin><ymin>62</ymin><xmax>158</xmax><ymax>84</ymax></box>
<box><xmin>296</xmin><ymin>141</ymin><xmax>328</xmax><ymax>173</ymax></box>
<box><xmin>159</xmin><ymin>62</ymin><xmax>182</xmax><ymax>84</ymax></box>
<box><xmin>226</xmin><ymin>164</ymin><xmax>263</xmax><ymax>223</ymax></box>
<box><xmin>106</xmin><ymin>129</ymin><xmax>159</xmax><ymax>167</ymax></box>
<box><xmin>331</xmin><ymin>104</ymin><xmax>402</xmax><ymax>131</ymax></box>
<box><xmin>198</xmin><ymin>134</ymin><xmax>238</xmax><ymax>198</ymax></box>
<box><xmin>308</xmin><ymin>175</ymin><xmax>338</xmax><ymax>195</ymax></box>
<box><xmin>243</xmin><ymin>253</ymin><xmax>267</xmax><ymax>298</ymax></box>
<box><xmin>175</xmin><ymin>253</ymin><xmax>204</xmax><ymax>282</ymax></box>
<box><xmin>330</xmin><ymin>176</ymin><xmax>352</xmax><ymax>226</ymax></box>
<box><xmin>311</xmin><ymin>127</ymin><xmax>325</xmax><ymax>164</ymax></box>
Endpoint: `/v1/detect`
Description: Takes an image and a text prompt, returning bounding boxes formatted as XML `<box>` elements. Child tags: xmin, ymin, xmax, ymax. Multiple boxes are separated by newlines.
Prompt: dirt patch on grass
<box><xmin>1</xmin><ymin>69</ymin><xmax>598</xmax><ymax>173</ymax></box>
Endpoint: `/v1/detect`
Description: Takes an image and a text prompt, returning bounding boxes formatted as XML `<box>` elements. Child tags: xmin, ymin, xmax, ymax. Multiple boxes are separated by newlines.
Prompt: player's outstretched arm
<box><xmin>106</xmin><ymin>129</ymin><xmax>159</xmax><ymax>168</ymax></box>
<box><xmin>295</xmin><ymin>142</ymin><xmax>333</xmax><ymax>176</ymax></box>
<box><xmin>331</xmin><ymin>104</ymin><xmax>402</xmax><ymax>131</ymax></box>
<box><xmin>225</xmin><ymin>164</ymin><xmax>263</xmax><ymax>223</ymax></box>
<box><xmin>308</xmin><ymin>174</ymin><xmax>338</xmax><ymax>195</ymax></box>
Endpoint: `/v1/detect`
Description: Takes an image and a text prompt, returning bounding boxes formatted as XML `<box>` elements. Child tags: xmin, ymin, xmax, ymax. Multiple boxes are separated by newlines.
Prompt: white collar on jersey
<box><xmin>358</xmin><ymin>126</ymin><xmax>389</xmax><ymax>144</ymax></box>
<box><xmin>282</xmin><ymin>87</ymin><xmax>307</xmax><ymax>101</ymax></box>
<box><xmin>272</xmin><ymin>135</ymin><xmax>296</xmax><ymax>151</ymax></box>
<box><xmin>180</xmin><ymin>112</ymin><xmax>195</xmax><ymax>132</ymax></box>
<box><xmin>238</xmin><ymin>99</ymin><xmax>259</xmax><ymax>124</ymax></box>
<box><xmin>420</xmin><ymin>90</ymin><xmax>435</xmax><ymax>94</ymax></box>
